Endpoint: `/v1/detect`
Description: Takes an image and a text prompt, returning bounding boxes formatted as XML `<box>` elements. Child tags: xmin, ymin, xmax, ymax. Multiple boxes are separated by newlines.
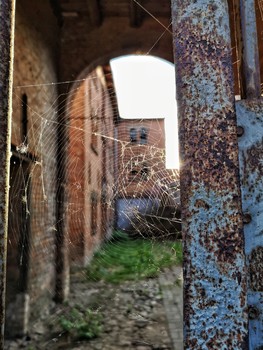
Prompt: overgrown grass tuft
<box><xmin>86</xmin><ymin>231</ymin><xmax>182</xmax><ymax>284</ymax></box>
<box><xmin>59</xmin><ymin>306</ymin><xmax>102</xmax><ymax>340</ymax></box>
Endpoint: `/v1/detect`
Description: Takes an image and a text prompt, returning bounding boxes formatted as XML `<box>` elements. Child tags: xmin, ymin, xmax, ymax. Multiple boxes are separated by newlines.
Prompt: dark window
<box><xmin>129</xmin><ymin>160</ymin><xmax>149</xmax><ymax>181</ymax></box>
<box><xmin>91</xmin><ymin>109</ymin><xmax>98</xmax><ymax>153</ymax></box>
<box><xmin>130</xmin><ymin>169</ymin><xmax>138</xmax><ymax>176</ymax></box>
<box><xmin>88</xmin><ymin>163</ymin><xmax>91</xmax><ymax>184</ymax></box>
<box><xmin>91</xmin><ymin>193</ymin><xmax>98</xmax><ymax>236</ymax></box>
<box><xmin>22</xmin><ymin>94</ymin><xmax>28</xmax><ymax>143</ymax></box>
<box><xmin>130</xmin><ymin>128</ymin><xmax>137</xmax><ymax>143</ymax></box>
<box><xmin>140</xmin><ymin>127</ymin><xmax>147</xmax><ymax>144</ymax></box>
<box><xmin>129</xmin><ymin>160</ymin><xmax>139</xmax><ymax>181</ymax></box>
<box><xmin>141</xmin><ymin>163</ymin><xmax>149</xmax><ymax>179</ymax></box>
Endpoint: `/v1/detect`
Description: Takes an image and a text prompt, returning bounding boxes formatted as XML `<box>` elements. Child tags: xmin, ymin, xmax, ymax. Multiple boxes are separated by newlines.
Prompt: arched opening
<box><xmin>110</xmin><ymin>54</ymin><xmax>179</xmax><ymax>169</ymax></box>
<box><xmin>67</xmin><ymin>54</ymin><xmax>181</xmax><ymax>264</ymax></box>
<box><xmin>109</xmin><ymin>54</ymin><xmax>180</xmax><ymax>235</ymax></box>
<box><xmin>65</xmin><ymin>54</ymin><xmax>182</xmax><ymax>349</ymax></box>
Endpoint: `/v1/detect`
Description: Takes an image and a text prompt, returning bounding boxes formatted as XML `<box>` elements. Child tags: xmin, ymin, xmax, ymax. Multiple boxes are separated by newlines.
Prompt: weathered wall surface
<box><xmin>116</xmin><ymin>118</ymin><xmax>180</xmax><ymax>235</ymax></box>
<box><xmin>59</xmin><ymin>16</ymin><xmax>173</xmax><ymax>82</ymax></box>
<box><xmin>6</xmin><ymin>0</ymin><xmax>60</xmax><ymax>336</ymax></box>
<box><xmin>67</xmin><ymin>83</ymin><xmax>86</xmax><ymax>264</ymax></box>
<box><xmin>117</xmin><ymin>118</ymin><xmax>167</xmax><ymax>197</ymax></box>
<box><xmin>68</xmin><ymin>67</ymin><xmax>115</xmax><ymax>265</ymax></box>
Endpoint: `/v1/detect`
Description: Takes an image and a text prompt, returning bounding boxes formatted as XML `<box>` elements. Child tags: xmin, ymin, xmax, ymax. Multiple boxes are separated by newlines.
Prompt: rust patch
<box><xmin>237</xmin><ymin>99</ymin><xmax>263</xmax><ymax>348</ymax></box>
<box><xmin>249</xmin><ymin>247</ymin><xmax>263</xmax><ymax>292</ymax></box>
<box><xmin>172</xmin><ymin>0</ymin><xmax>247</xmax><ymax>348</ymax></box>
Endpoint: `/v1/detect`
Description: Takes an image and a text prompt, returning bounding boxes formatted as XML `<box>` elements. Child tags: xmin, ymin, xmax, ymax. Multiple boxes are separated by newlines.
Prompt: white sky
<box><xmin>110</xmin><ymin>55</ymin><xmax>179</xmax><ymax>169</ymax></box>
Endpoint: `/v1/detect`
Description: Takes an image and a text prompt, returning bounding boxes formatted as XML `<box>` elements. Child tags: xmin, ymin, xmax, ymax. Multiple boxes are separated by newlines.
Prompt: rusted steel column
<box><xmin>171</xmin><ymin>1</ymin><xmax>248</xmax><ymax>348</ymax></box>
<box><xmin>237</xmin><ymin>2</ymin><xmax>263</xmax><ymax>346</ymax></box>
<box><xmin>0</xmin><ymin>0</ymin><xmax>16</xmax><ymax>346</ymax></box>
<box><xmin>240</xmin><ymin>0</ymin><xmax>261</xmax><ymax>99</ymax></box>
<box><xmin>237</xmin><ymin>100</ymin><xmax>263</xmax><ymax>349</ymax></box>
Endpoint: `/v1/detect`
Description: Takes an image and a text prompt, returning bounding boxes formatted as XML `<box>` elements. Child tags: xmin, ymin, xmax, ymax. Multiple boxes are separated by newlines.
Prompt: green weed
<box><xmin>86</xmin><ymin>232</ymin><xmax>182</xmax><ymax>283</ymax></box>
<box><xmin>59</xmin><ymin>306</ymin><xmax>102</xmax><ymax>340</ymax></box>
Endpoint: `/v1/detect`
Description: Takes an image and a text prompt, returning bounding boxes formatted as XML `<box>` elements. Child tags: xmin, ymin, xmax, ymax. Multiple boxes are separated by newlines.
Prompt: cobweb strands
<box><xmin>5</xmin><ymin>1</ymin><xmax>182</xmax><ymax>346</ymax></box>
<box><xmin>6</xmin><ymin>62</ymin><xmax>182</xmax><ymax>347</ymax></box>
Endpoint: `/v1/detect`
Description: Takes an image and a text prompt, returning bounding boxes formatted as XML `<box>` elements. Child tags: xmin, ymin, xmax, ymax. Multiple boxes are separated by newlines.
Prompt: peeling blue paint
<box><xmin>176</xmin><ymin>1</ymin><xmax>231</xmax><ymax>40</ymax></box>
<box><xmin>237</xmin><ymin>100</ymin><xmax>263</xmax><ymax>349</ymax></box>
<box><xmin>185</xmin><ymin>185</ymin><xmax>247</xmax><ymax>349</ymax></box>
<box><xmin>247</xmin><ymin>292</ymin><xmax>263</xmax><ymax>349</ymax></box>
<box><xmin>172</xmin><ymin>0</ymin><xmax>248</xmax><ymax>347</ymax></box>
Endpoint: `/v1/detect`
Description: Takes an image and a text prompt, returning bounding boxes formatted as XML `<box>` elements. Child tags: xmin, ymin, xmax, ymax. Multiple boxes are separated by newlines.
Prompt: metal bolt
<box><xmin>237</xmin><ymin>126</ymin><xmax>244</xmax><ymax>137</ymax></box>
<box><xmin>248</xmin><ymin>305</ymin><xmax>260</xmax><ymax>320</ymax></box>
<box><xmin>243</xmin><ymin>212</ymin><xmax>252</xmax><ymax>224</ymax></box>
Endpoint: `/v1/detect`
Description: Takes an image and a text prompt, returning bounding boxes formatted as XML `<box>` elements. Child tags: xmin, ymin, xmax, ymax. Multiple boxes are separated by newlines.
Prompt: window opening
<box><xmin>91</xmin><ymin>193</ymin><xmax>98</xmax><ymax>236</ymax></box>
<box><xmin>129</xmin><ymin>127</ymin><xmax>137</xmax><ymax>143</ymax></box>
<box><xmin>21</xmin><ymin>94</ymin><xmax>28</xmax><ymax>143</ymax></box>
<box><xmin>141</xmin><ymin>162</ymin><xmax>149</xmax><ymax>179</ymax></box>
<box><xmin>88</xmin><ymin>162</ymin><xmax>91</xmax><ymax>184</ymax></box>
<box><xmin>140</xmin><ymin>127</ymin><xmax>147</xmax><ymax>144</ymax></box>
<box><xmin>130</xmin><ymin>169</ymin><xmax>138</xmax><ymax>177</ymax></box>
<box><xmin>91</xmin><ymin>109</ymin><xmax>98</xmax><ymax>153</ymax></box>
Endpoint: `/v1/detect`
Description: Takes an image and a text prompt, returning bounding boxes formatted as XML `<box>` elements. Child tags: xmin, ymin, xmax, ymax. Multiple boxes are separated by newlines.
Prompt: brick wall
<box><xmin>68</xmin><ymin>83</ymin><xmax>86</xmax><ymax>264</ymax></box>
<box><xmin>116</xmin><ymin>118</ymin><xmax>179</xmax><ymax>235</ymax></box>
<box><xmin>68</xmin><ymin>67</ymin><xmax>115</xmax><ymax>265</ymax></box>
<box><xmin>59</xmin><ymin>16</ymin><xmax>173</xmax><ymax>83</ymax></box>
<box><xmin>6</xmin><ymin>0</ymin><xmax>60</xmax><ymax>336</ymax></box>
<box><xmin>117</xmin><ymin>118</ymin><xmax>167</xmax><ymax>197</ymax></box>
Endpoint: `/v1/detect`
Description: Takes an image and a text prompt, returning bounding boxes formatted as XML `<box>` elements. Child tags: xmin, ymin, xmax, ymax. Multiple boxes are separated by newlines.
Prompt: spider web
<box><xmin>6</xmin><ymin>63</ymin><xmax>181</xmax><ymax>348</ymax></box>
<box><xmin>4</xmin><ymin>3</ymin><xmax>182</xmax><ymax>349</ymax></box>
<box><xmin>5</xmin><ymin>0</ymin><xmax>261</xmax><ymax>348</ymax></box>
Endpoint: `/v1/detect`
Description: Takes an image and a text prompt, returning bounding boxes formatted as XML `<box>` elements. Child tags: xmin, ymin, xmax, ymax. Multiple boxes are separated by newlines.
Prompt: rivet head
<box><xmin>243</xmin><ymin>212</ymin><xmax>252</xmax><ymax>224</ymax></box>
<box><xmin>248</xmin><ymin>306</ymin><xmax>260</xmax><ymax>320</ymax></box>
<box><xmin>237</xmin><ymin>126</ymin><xmax>244</xmax><ymax>137</ymax></box>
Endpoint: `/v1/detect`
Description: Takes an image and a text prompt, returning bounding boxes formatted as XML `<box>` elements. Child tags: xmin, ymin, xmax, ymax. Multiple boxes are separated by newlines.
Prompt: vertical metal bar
<box><xmin>236</xmin><ymin>100</ymin><xmax>263</xmax><ymax>349</ymax></box>
<box><xmin>171</xmin><ymin>0</ymin><xmax>248</xmax><ymax>348</ymax></box>
<box><xmin>240</xmin><ymin>0</ymin><xmax>261</xmax><ymax>99</ymax></box>
<box><xmin>238</xmin><ymin>2</ymin><xmax>263</xmax><ymax>348</ymax></box>
<box><xmin>0</xmin><ymin>0</ymin><xmax>16</xmax><ymax>346</ymax></box>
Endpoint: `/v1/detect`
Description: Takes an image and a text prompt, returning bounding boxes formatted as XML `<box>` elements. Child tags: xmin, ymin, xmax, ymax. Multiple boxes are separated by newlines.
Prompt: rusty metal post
<box><xmin>0</xmin><ymin>0</ymin><xmax>16</xmax><ymax>347</ymax></box>
<box><xmin>171</xmin><ymin>1</ymin><xmax>248</xmax><ymax>348</ymax></box>
<box><xmin>236</xmin><ymin>1</ymin><xmax>263</xmax><ymax>348</ymax></box>
<box><xmin>237</xmin><ymin>100</ymin><xmax>263</xmax><ymax>350</ymax></box>
<box><xmin>240</xmin><ymin>0</ymin><xmax>261</xmax><ymax>99</ymax></box>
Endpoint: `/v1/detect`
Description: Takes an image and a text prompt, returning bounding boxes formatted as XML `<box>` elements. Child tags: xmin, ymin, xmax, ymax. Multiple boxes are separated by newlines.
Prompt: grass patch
<box><xmin>86</xmin><ymin>231</ymin><xmax>182</xmax><ymax>284</ymax></box>
<box><xmin>59</xmin><ymin>305</ymin><xmax>102</xmax><ymax>340</ymax></box>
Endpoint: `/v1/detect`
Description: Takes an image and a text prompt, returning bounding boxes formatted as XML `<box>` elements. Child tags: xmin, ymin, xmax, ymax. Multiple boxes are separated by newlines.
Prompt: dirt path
<box><xmin>5</xmin><ymin>267</ymin><xmax>183</xmax><ymax>350</ymax></box>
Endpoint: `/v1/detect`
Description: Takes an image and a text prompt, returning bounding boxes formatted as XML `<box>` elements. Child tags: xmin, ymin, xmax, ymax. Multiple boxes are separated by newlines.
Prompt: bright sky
<box><xmin>110</xmin><ymin>55</ymin><xmax>179</xmax><ymax>169</ymax></box>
